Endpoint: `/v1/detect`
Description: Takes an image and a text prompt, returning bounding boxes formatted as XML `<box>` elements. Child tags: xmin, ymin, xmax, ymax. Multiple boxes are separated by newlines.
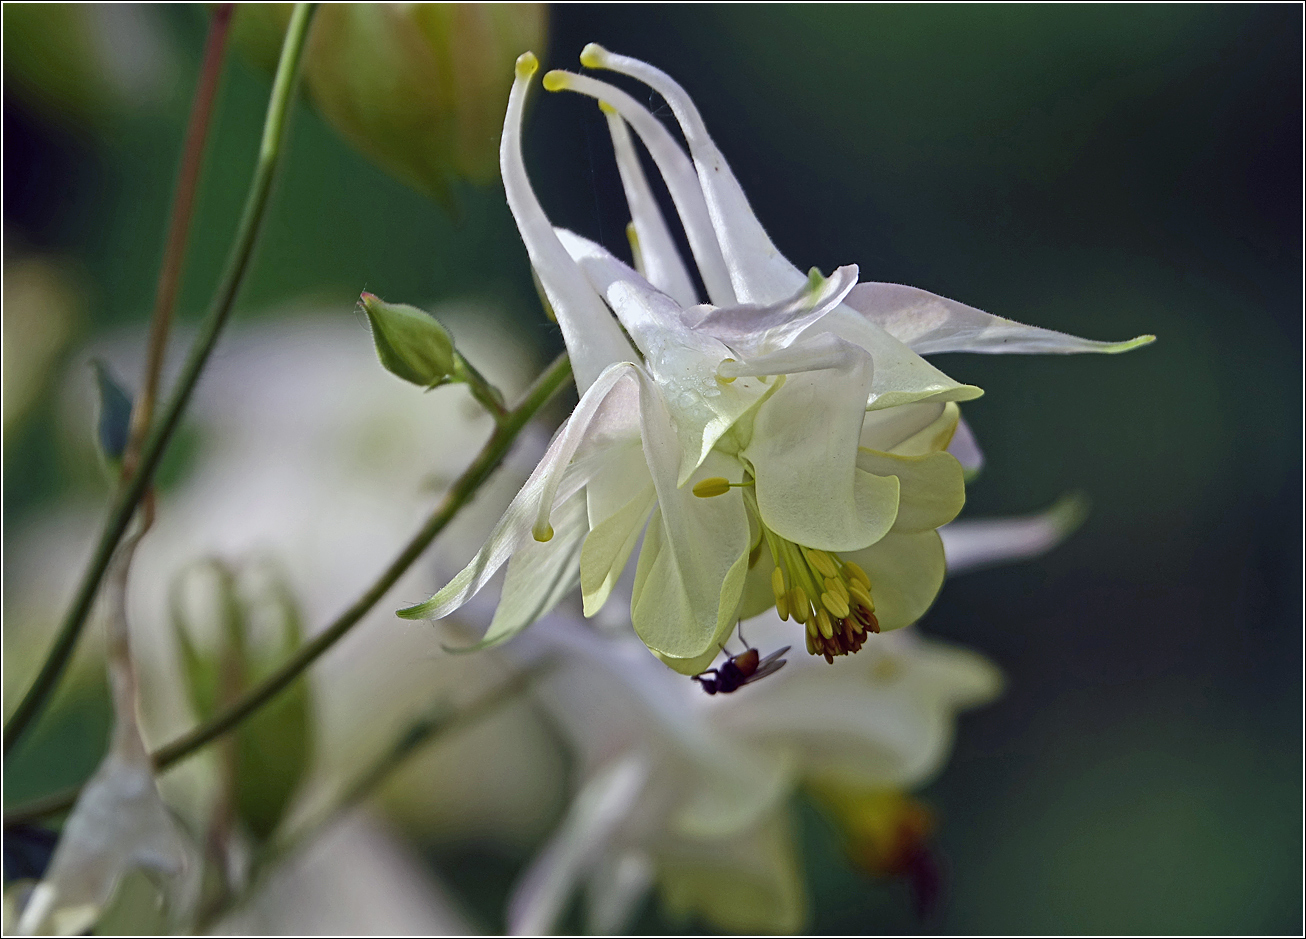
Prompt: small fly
<box><xmin>692</xmin><ymin>627</ymin><xmax>790</xmax><ymax>695</ymax></box>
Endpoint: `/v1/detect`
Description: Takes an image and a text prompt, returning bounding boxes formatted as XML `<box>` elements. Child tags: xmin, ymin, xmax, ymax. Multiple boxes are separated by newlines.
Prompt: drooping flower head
<box><xmin>399</xmin><ymin>48</ymin><xmax>1152</xmax><ymax>674</ymax></box>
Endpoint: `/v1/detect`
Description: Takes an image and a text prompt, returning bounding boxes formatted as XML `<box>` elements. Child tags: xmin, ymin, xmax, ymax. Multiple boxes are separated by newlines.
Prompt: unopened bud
<box><xmin>361</xmin><ymin>292</ymin><xmax>457</xmax><ymax>388</ymax></box>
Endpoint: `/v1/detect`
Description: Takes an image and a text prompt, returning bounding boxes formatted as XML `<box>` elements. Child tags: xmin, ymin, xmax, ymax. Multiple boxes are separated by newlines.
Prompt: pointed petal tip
<box><xmin>1106</xmin><ymin>334</ymin><xmax>1156</xmax><ymax>353</ymax></box>
<box><xmin>516</xmin><ymin>51</ymin><xmax>539</xmax><ymax>79</ymax></box>
<box><xmin>1048</xmin><ymin>490</ymin><xmax>1091</xmax><ymax>535</ymax></box>
<box><xmin>580</xmin><ymin>43</ymin><xmax>609</xmax><ymax>69</ymax></box>
<box><xmin>396</xmin><ymin>600</ymin><xmax>435</xmax><ymax>620</ymax></box>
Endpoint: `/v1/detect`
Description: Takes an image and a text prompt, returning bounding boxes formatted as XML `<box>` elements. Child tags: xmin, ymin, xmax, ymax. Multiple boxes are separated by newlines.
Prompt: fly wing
<box><xmin>743</xmin><ymin>646</ymin><xmax>790</xmax><ymax>684</ymax></box>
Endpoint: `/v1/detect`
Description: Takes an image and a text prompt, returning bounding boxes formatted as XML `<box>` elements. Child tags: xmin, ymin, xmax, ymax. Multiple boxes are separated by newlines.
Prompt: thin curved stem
<box><xmin>3</xmin><ymin>3</ymin><xmax>318</xmax><ymax>756</ymax></box>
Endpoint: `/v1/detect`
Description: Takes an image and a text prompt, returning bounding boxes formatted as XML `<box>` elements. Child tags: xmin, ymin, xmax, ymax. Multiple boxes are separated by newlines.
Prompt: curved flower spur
<box><xmin>398</xmin><ymin>49</ymin><xmax>1152</xmax><ymax>675</ymax></box>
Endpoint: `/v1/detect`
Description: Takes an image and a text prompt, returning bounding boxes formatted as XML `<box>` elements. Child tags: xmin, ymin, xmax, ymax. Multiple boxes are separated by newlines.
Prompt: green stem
<box><xmin>2</xmin><ymin>3</ymin><xmax>318</xmax><ymax>757</ymax></box>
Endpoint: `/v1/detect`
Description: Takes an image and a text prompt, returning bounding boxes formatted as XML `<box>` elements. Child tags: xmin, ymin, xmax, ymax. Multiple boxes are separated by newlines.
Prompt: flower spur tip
<box><xmin>515</xmin><ymin>52</ymin><xmax>539</xmax><ymax>78</ymax></box>
<box><xmin>580</xmin><ymin>43</ymin><xmax>609</xmax><ymax>69</ymax></box>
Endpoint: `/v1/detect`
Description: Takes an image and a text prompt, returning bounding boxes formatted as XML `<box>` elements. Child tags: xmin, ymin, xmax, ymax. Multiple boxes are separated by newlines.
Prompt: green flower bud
<box><xmin>231</xmin><ymin>3</ymin><xmax>548</xmax><ymax>202</ymax></box>
<box><xmin>171</xmin><ymin>558</ymin><xmax>313</xmax><ymax>844</ymax></box>
<box><xmin>360</xmin><ymin>291</ymin><xmax>458</xmax><ymax>388</ymax></box>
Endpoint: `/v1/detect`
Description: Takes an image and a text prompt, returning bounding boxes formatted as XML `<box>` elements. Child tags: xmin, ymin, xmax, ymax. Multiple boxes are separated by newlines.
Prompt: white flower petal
<box><xmin>858</xmin><ymin>400</ymin><xmax>947</xmax><ymax>452</ymax></box>
<box><xmin>746</xmin><ymin>345</ymin><xmax>902</xmax><ymax>552</ymax></box>
<box><xmin>876</xmin><ymin>401</ymin><xmax>960</xmax><ymax>458</ymax></box>
<box><xmin>602</xmin><ymin>108</ymin><xmax>699</xmax><ymax>308</ymax></box>
<box><xmin>843</xmin><ymin>530</ymin><xmax>947</xmax><ymax>631</ymax></box>
<box><xmin>585</xmin><ymin>850</ymin><xmax>655</xmax><ymax>936</ymax></box>
<box><xmin>582</xmin><ymin>45</ymin><xmax>808</xmax><ymax>305</ymax></box>
<box><xmin>947</xmin><ymin>411</ymin><xmax>985</xmax><ymax>477</ymax></box>
<box><xmin>719</xmin><ymin>630</ymin><xmax>1002</xmax><ymax>788</ymax></box>
<box><xmin>687</xmin><ymin>264</ymin><xmax>860</xmax><ymax>356</ymax></box>
<box><xmin>843</xmin><ymin>281</ymin><xmax>1155</xmax><ymax>356</ymax></box>
<box><xmin>399</xmin><ymin>363</ymin><xmax>640</xmax><ymax>621</ymax></box>
<box><xmin>817</xmin><ymin>305</ymin><xmax>985</xmax><ymax>410</ymax></box>
<box><xmin>481</xmin><ymin>489</ymin><xmax>589</xmax><ymax>649</ymax></box>
<box><xmin>856</xmin><ymin>448</ymin><xmax>966</xmax><ymax>533</ymax></box>
<box><xmin>542</xmin><ymin>69</ymin><xmax>736</xmax><ymax>305</ymax></box>
<box><xmin>580</xmin><ymin>481</ymin><xmax>656</xmax><ymax>616</ymax></box>
<box><xmin>559</xmin><ymin>231</ymin><xmax>773</xmax><ymax>481</ymax></box>
<box><xmin>630</xmin><ymin>380</ymin><xmax>751</xmax><ymax>660</ymax></box>
<box><xmin>501</xmin><ymin>55</ymin><xmax>636</xmax><ymax>392</ymax></box>
<box><xmin>508</xmin><ymin>754</ymin><xmax>651</xmax><ymax>936</ymax></box>
<box><xmin>941</xmin><ymin>492</ymin><xmax>1089</xmax><ymax>575</ymax></box>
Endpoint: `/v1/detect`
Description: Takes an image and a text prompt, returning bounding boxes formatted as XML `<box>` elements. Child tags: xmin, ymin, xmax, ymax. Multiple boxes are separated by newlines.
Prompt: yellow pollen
<box><xmin>516</xmin><ymin>52</ymin><xmax>539</xmax><ymax>78</ymax></box>
<box><xmin>692</xmin><ymin>477</ymin><xmax>732</xmax><ymax>498</ymax></box>
<box><xmin>817</xmin><ymin>609</ymin><xmax>835</xmax><ymax>639</ymax></box>
<box><xmin>791</xmin><ymin>586</ymin><xmax>809</xmax><ymax>624</ymax></box>
<box><xmin>844</xmin><ymin>561</ymin><xmax>871</xmax><ymax>589</ymax></box>
<box><xmin>822</xmin><ymin>591</ymin><xmax>850</xmax><ymax>619</ymax></box>
<box><xmin>597</xmin><ymin>99</ymin><xmax>618</xmax><ymax>115</ymax></box>
<box><xmin>541</xmin><ymin>70</ymin><xmax>570</xmax><ymax>92</ymax></box>
<box><xmin>848</xmin><ymin>580</ymin><xmax>875</xmax><ymax>611</ymax></box>
<box><xmin>807</xmin><ymin>549</ymin><xmax>838</xmax><ymax>579</ymax></box>
<box><xmin>771</xmin><ymin>567</ymin><xmax>787</xmax><ymax>601</ymax></box>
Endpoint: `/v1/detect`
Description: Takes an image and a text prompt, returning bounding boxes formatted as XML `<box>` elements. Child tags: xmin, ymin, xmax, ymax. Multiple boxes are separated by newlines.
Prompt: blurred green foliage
<box><xmin>2</xmin><ymin>3</ymin><xmax>1299</xmax><ymax>934</ymax></box>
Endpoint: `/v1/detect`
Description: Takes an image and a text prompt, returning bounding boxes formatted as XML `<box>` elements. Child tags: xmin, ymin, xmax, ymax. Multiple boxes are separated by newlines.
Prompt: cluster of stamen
<box><xmin>769</xmin><ymin>541</ymin><xmax>879</xmax><ymax>663</ymax></box>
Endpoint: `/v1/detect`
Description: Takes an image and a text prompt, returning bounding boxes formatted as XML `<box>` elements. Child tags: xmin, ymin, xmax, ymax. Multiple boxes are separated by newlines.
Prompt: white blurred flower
<box><xmin>504</xmin><ymin>608</ymin><xmax>1000</xmax><ymax>934</ymax></box>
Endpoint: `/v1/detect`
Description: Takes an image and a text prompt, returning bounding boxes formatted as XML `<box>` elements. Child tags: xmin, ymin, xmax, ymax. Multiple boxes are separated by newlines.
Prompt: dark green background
<box><xmin>4</xmin><ymin>4</ymin><xmax>1300</xmax><ymax>934</ymax></box>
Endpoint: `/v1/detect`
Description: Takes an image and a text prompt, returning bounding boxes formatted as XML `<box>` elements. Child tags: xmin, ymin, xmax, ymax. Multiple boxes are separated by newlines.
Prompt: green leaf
<box><xmin>91</xmin><ymin>359</ymin><xmax>133</xmax><ymax>464</ymax></box>
<box><xmin>360</xmin><ymin>292</ymin><xmax>457</xmax><ymax>387</ymax></box>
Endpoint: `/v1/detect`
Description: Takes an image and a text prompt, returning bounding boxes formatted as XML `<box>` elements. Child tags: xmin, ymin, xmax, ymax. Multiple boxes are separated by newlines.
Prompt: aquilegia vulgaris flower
<box><xmin>399</xmin><ymin>48</ymin><xmax>1152</xmax><ymax>674</ymax></box>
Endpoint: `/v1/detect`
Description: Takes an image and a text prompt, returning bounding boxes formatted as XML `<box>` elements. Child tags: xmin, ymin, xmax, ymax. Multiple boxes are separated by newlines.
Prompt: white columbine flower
<box><xmin>401</xmin><ymin>49</ymin><xmax>1151</xmax><ymax>675</ymax></box>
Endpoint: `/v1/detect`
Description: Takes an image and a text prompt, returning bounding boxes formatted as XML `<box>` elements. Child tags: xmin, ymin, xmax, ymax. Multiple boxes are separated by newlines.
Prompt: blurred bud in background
<box><xmin>231</xmin><ymin>3</ymin><xmax>548</xmax><ymax>204</ymax></box>
<box><xmin>1</xmin><ymin>3</ymin><xmax>175</xmax><ymax>128</ymax></box>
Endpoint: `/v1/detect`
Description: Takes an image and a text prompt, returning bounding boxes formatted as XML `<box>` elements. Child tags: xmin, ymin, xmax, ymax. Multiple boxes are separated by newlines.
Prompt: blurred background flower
<box><xmin>3</xmin><ymin>3</ymin><xmax>1299</xmax><ymax>934</ymax></box>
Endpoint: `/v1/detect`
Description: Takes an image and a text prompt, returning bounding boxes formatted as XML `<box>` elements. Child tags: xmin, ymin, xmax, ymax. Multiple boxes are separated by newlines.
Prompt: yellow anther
<box><xmin>541</xmin><ymin>70</ymin><xmax>569</xmax><ymax>92</ymax></box>
<box><xmin>516</xmin><ymin>52</ymin><xmax>539</xmax><ymax>78</ymax></box>
<box><xmin>771</xmin><ymin>567</ymin><xmax>787</xmax><ymax>601</ymax></box>
<box><xmin>791</xmin><ymin>586</ymin><xmax>809</xmax><ymax>624</ymax></box>
<box><xmin>816</xmin><ymin>609</ymin><xmax>835</xmax><ymax>639</ymax></box>
<box><xmin>807</xmin><ymin>549</ymin><xmax>838</xmax><ymax>579</ymax></box>
<box><xmin>776</xmin><ymin>593</ymin><xmax>789</xmax><ymax>621</ymax></box>
<box><xmin>848</xmin><ymin>580</ymin><xmax>875</xmax><ymax>611</ymax></box>
<box><xmin>533</xmin><ymin>523</ymin><xmax>554</xmax><ymax>543</ymax></box>
<box><xmin>805</xmin><ymin>617</ymin><xmax>818</xmax><ymax>638</ymax></box>
<box><xmin>805</xmin><ymin>632</ymin><xmax>816</xmax><ymax>655</ymax></box>
<box><xmin>580</xmin><ymin>43</ymin><xmax>608</xmax><ymax>69</ymax></box>
<box><xmin>824</xmin><ymin>576</ymin><xmax>849</xmax><ymax>604</ymax></box>
<box><xmin>821</xmin><ymin>591</ymin><xmax>850</xmax><ymax>620</ymax></box>
<box><xmin>598</xmin><ymin>99</ymin><xmax>618</xmax><ymax>115</ymax></box>
<box><xmin>692</xmin><ymin>477</ymin><xmax>732</xmax><ymax>498</ymax></box>
<box><xmin>844</xmin><ymin>560</ymin><xmax>871</xmax><ymax>588</ymax></box>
